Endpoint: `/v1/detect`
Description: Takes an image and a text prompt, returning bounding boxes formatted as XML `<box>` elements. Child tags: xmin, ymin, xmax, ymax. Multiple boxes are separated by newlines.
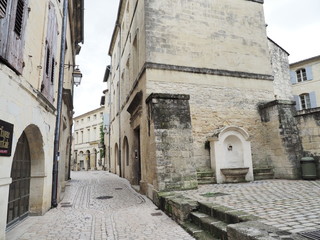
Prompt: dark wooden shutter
<box><xmin>7</xmin><ymin>0</ymin><xmax>28</xmax><ymax>73</ymax></box>
<box><xmin>0</xmin><ymin>0</ymin><xmax>8</xmax><ymax>18</ymax></box>
<box><xmin>0</xmin><ymin>0</ymin><xmax>28</xmax><ymax>74</ymax></box>
<box><xmin>0</xmin><ymin>0</ymin><xmax>12</xmax><ymax>59</ymax></box>
<box><xmin>41</xmin><ymin>2</ymin><xmax>57</xmax><ymax>103</ymax></box>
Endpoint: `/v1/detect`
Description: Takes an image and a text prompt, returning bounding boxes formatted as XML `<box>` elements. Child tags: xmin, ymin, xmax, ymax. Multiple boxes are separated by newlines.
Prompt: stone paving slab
<box><xmin>176</xmin><ymin>179</ymin><xmax>320</xmax><ymax>234</ymax></box>
<box><xmin>6</xmin><ymin>171</ymin><xmax>194</xmax><ymax>240</ymax></box>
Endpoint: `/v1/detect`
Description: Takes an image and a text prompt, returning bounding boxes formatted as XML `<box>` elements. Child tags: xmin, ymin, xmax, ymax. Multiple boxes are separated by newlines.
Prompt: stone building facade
<box><xmin>73</xmin><ymin>107</ymin><xmax>105</xmax><ymax>171</ymax></box>
<box><xmin>0</xmin><ymin>0</ymin><xmax>83</xmax><ymax>238</ymax></box>
<box><xmin>105</xmin><ymin>0</ymin><xmax>311</xmax><ymax>200</ymax></box>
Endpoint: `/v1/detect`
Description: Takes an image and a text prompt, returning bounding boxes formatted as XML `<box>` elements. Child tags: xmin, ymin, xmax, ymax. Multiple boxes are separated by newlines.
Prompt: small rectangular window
<box><xmin>0</xmin><ymin>0</ymin><xmax>7</xmax><ymax>18</ymax></box>
<box><xmin>296</xmin><ymin>68</ymin><xmax>307</xmax><ymax>82</ymax></box>
<box><xmin>300</xmin><ymin>94</ymin><xmax>311</xmax><ymax>110</ymax></box>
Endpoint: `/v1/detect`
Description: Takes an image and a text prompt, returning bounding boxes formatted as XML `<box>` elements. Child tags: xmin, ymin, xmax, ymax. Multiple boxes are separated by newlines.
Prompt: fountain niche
<box><xmin>207</xmin><ymin>126</ymin><xmax>254</xmax><ymax>183</ymax></box>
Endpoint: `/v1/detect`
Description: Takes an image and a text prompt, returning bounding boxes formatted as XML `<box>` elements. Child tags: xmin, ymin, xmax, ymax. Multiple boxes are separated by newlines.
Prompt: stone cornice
<box><xmin>145</xmin><ymin>62</ymin><xmax>274</xmax><ymax>81</ymax></box>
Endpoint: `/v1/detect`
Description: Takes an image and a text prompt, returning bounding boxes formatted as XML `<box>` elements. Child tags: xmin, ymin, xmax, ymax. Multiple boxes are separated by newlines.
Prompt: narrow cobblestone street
<box><xmin>6</xmin><ymin>171</ymin><xmax>194</xmax><ymax>240</ymax></box>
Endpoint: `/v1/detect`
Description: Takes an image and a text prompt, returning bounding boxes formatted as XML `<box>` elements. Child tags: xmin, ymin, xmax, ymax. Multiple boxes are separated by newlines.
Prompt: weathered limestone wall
<box><xmin>259</xmin><ymin>101</ymin><xmax>303</xmax><ymax>179</ymax></box>
<box><xmin>268</xmin><ymin>39</ymin><xmax>293</xmax><ymax>101</ymax></box>
<box><xmin>145</xmin><ymin>0</ymin><xmax>272</xmax><ymax>76</ymax></box>
<box><xmin>146</xmin><ymin>93</ymin><xmax>197</xmax><ymax>191</ymax></box>
<box><xmin>295</xmin><ymin>108</ymin><xmax>320</xmax><ymax>178</ymax></box>
<box><xmin>147</xmin><ymin>69</ymin><xmax>276</xmax><ymax>171</ymax></box>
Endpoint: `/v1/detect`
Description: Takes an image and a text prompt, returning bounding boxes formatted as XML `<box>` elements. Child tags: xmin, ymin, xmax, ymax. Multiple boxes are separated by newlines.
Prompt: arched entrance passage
<box><xmin>122</xmin><ymin>137</ymin><xmax>129</xmax><ymax>178</ymax></box>
<box><xmin>7</xmin><ymin>132</ymin><xmax>31</xmax><ymax>227</ymax></box>
<box><xmin>7</xmin><ymin>125</ymin><xmax>45</xmax><ymax>227</ymax></box>
<box><xmin>86</xmin><ymin>150</ymin><xmax>91</xmax><ymax>170</ymax></box>
<box><xmin>79</xmin><ymin>151</ymin><xmax>84</xmax><ymax>170</ymax></box>
<box><xmin>114</xmin><ymin>144</ymin><xmax>119</xmax><ymax>175</ymax></box>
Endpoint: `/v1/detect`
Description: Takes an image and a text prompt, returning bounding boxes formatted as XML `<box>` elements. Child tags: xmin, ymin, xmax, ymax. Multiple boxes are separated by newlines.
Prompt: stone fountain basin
<box><xmin>220</xmin><ymin>167</ymin><xmax>249</xmax><ymax>183</ymax></box>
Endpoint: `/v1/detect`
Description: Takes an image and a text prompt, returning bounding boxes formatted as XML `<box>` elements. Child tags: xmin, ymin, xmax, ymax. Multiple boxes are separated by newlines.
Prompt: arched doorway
<box><xmin>7</xmin><ymin>132</ymin><xmax>31</xmax><ymax>227</ymax></box>
<box><xmin>86</xmin><ymin>150</ymin><xmax>91</xmax><ymax>170</ymax></box>
<box><xmin>79</xmin><ymin>151</ymin><xmax>84</xmax><ymax>170</ymax></box>
<box><xmin>114</xmin><ymin>144</ymin><xmax>119</xmax><ymax>175</ymax></box>
<box><xmin>122</xmin><ymin>137</ymin><xmax>129</xmax><ymax>178</ymax></box>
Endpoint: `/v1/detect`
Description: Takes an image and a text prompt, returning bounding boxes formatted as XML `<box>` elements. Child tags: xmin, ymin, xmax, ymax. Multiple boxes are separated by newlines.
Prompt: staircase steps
<box><xmin>190</xmin><ymin>212</ymin><xmax>228</xmax><ymax>240</ymax></box>
<box><xmin>182</xmin><ymin>222</ymin><xmax>219</xmax><ymax>240</ymax></box>
<box><xmin>197</xmin><ymin>169</ymin><xmax>215</xmax><ymax>185</ymax></box>
<box><xmin>253</xmin><ymin>168</ymin><xmax>274</xmax><ymax>180</ymax></box>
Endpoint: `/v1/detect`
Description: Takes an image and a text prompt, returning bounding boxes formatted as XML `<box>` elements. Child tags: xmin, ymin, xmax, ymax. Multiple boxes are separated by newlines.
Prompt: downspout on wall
<box><xmin>52</xmin><ymin>0</ymin><xmax>68</xmax><ymax>208</ymax></box>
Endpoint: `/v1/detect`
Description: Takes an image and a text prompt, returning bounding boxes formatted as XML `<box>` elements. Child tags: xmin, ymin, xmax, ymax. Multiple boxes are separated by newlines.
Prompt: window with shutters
<box><xmin>41</xmin><ymin>2</ymin><xmax>58</xmax><ymax>103</ymax></box>
<box><xmin>0</xmin><ymin>0</ymin><xmax>28</xmax><ymax>74</ymax></box>
<box><xmin>300</xmin><ymin>93</ymin><xmax>311</xmax><ymax>110</ymax></box>
<box><xmin>296</xmin><ymin>68</ymin><xmax>307</xmax><ymax>82</ymax></box>
<box><xmin>14</xmin><ymin>0</ymin><xmax>24</xmax><ymax>36</ymax></box>
<box><xmin>0</xmin><ymin>0</ymin><xmax>7</xmax><ymax>18</ymax></box>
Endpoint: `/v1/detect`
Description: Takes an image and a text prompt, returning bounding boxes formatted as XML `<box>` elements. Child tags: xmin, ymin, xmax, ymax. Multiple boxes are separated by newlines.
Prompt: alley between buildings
<box><xmin>6</xmin><ymin>171</ymin><xmax>194</xmax><ymax>240</ymax></box>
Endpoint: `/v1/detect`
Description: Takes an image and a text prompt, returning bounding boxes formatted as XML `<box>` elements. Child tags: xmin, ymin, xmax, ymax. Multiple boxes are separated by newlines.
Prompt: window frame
<box><xmin>296</xmin><ymin>68</ymin><xmax>307</xmax><ymax>82</ymax></box>
<box><xmin>299</xmin><ymin>93</ymin><xmax>311</xmax><ymax>110</ymax></box>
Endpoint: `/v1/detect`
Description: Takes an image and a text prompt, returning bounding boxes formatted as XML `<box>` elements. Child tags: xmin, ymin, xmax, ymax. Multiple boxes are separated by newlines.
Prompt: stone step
<box><xmin>253</xmin><ymin>167</ymin><xmax>274</xmax><ymax>174</ymax></box>
<box><xmin>253</xmin><ymin>168</ymin><xmax>274</xmax><ymax>180</ymax></box>
<box><xmin>198</xmin><ymin>179</ymin><xmax>215</xmax><ymax>185</ymax></box>
<box><xmin>182</xmin><ymin>222</ymin><xmax>219</xmax><ymax>240</ymax></box>
<box><xmin>254</xmin><ymin>172</ymin><xmax>274</xmax><ymax>180</ymax></box>
<box><xmin>190</xmin><ymin>212</ymin><xmax>228</xmax><ymax>240</ymax></box>
<box><xmin>198</xmin><ymin>202</ymin><xmax>259</xmax><ymax>224</ymax></box>
<box><xmin>197</xmin><ymin>171</ymin><xmax>214</xmax><ymax>178</ymax></box>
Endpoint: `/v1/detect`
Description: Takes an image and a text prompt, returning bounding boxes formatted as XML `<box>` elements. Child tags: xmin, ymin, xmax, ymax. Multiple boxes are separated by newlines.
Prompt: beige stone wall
<box><xmin>147</xmin><ymin>69</ymin><xmax>275</xmax><ymax>170</ymax></box>
<box><xmin>145</xmin><ymin>0</ymin><xmax>272</xmax><ymax>76</ymax></box>
<box><xmin>0</xmin><ymin>0</ymin><xmax>80</xmax><ymax>238</ymax></box>
<box><xmin>0</xmin><ymin>66</ymin><xmax>55</xmax><ymax>238</ymax></box>
<box><xmin>268</xmin><ymin>39</ymin><xmax>293</xmax><ymax>101</ymax></box>
<box><xmin>259</xmin><ymin>102</ymin><xmax>302</xmax><ymax>178</ymax></box>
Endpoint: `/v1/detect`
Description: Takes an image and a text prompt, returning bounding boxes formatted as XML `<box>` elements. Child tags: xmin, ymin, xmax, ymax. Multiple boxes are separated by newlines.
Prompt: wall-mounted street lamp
<box><xmin>65</xmin><ymin>64</ymin><xmax>83</xmax><ymax>87</ymax></box>
<box><xmin>72</xmin><ymin>66</ymin><xmax>82</xmax><ymax>87</ymax></box>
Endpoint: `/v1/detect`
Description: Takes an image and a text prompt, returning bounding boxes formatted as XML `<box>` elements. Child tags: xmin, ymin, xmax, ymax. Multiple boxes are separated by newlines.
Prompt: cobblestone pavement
<box><xmin>177</xmin><ymin>179</ymin><xmax>320</xmax><ymax>234</ymax></box>
<box><xmin>6</xmin><ymin>171</ymin><xmax>194</xmax><ymax>240</ymax></box>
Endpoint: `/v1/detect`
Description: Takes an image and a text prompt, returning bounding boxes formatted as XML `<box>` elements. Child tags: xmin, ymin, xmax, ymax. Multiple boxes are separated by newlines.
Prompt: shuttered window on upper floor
<box><xmin>290</xmin><ymin>66</ymin><xmax>313</xmax><ymax>84</ymax></box>
<box><xmin>0</xmin><ymin>0</ymin><xmax>7</xmax><ymax>18</ymax></box>
<box><xmin>41</xmin><ymin>2</ymin><xmax>58</xmax><ymax>104</ymax></box>
<box><xmin>14</xmin><ymin>0</ymin><xmax>24</xmax><ymax>36</ymax></box>
<box><xmin>0</xmin><ymin>0</ymin><xmax>28</xmax><ymax>74</ymax></box>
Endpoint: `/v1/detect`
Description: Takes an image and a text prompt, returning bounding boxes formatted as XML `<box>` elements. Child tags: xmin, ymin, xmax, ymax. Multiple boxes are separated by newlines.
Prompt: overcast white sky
<box><xmin>74</xmin><ymin>0</ymin><xmax>320</xmax><ymax>116</ymax></box>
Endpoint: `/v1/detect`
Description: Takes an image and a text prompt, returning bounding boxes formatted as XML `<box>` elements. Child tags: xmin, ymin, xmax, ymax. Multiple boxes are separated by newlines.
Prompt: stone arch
<box><xmin>78</xmin><ymin>151</ymin><xmax>84</xmax><ymax>170</ymax></box>
<box><xmin>86</xmin><ymin>150</ymin><xmax>91</xmax><ymax>170</ymax></box>
<box><xmin>122</xmin><ymin>136</ymin><xmax>129</xmax><ymax>178</ymax></box>
<box><xmin>10</xmin><ymin>125</ymin><xmax>46</xmax><ymax>216</ymax></box>
<box><xmin>24</xmin><ymin>125</ymin><xmax>46</xmax><ymax>215</ymax></box>
<box><xmin>207</xmin><ymin>126</ymin><xmax>254</xmax><ymax>183</ymax></box>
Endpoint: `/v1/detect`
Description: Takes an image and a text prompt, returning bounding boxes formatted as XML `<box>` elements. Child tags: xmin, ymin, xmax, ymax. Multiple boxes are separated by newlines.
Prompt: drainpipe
<box><xmin>108</xmin><ymin>64</ymin><xmax>112</xmax><ymax>171</ymax></box>
<box><xmin>116</xmin><ymin>23</ymin><xmax>122</xmax><ymax>178</ymax></box>
<box><xmin>67</xmin><ymin>82</ymin><xmax>74</xmax><ymax>180</ymax></box>
<box><xmin>52</xmin><ymin>0</ymin><xmax>68</xmax><ymax>208</ymax></box>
